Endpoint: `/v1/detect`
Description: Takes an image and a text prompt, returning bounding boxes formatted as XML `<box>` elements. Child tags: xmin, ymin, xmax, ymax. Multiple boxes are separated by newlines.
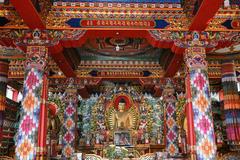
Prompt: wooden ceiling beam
<box><xmin>165</xmin><ymin>53</ymin><xmax>183</xmax><ymax>77</ymax></box>
<box><xmin>49</xmin><ymin>44</ymin><xmax>76</xmax><ymax>77</ymax></box>
<box><xmin>10</xmin><ymin>0</ymin><xmax>45</xmax><ymax>29</ymax></box>
<box><xmin>189</xmin><ymin>0</ymin><xmax>224</xmax><ymax>31</ymax></box>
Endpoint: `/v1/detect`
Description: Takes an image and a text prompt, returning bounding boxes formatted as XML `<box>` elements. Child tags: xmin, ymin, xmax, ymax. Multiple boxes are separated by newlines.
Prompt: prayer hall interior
<box><xmin>0</xmin><ymin>0</ymin><xmax>240</xmax><ymax>160</ymax></box>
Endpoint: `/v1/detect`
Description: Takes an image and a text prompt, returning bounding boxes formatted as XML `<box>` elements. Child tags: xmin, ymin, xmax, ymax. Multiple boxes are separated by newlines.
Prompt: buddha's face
<box><xmin>118</xmin><ymin>102</ymin><xmax>125</xmax><ymax>112</ymax></box>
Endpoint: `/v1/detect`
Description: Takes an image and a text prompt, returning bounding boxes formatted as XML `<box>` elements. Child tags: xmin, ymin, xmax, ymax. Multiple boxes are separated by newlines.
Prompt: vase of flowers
<box><xmin>103</xmin><ymin>145</ymin><xmax>128</xmax><ymax>160</ymax></box>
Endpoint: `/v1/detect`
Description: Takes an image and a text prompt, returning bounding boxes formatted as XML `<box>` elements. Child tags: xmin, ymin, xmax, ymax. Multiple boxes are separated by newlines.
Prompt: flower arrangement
<box><xmin>103</xmin><ymin>145</ymin><xmax>128</xmax><ymax>160</ymax></box>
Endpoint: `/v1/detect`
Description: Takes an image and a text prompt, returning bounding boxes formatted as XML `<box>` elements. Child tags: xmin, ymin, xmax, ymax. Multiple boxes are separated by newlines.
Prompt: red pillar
<box><xmin>185</xmin><ymin>74</ymin><xmax>196</xmax><ymax>159</ymax></box>
<box><xmin>37</xmin><ymin>73</ymin><xmax>48</xmax><ymax>160</ymax></box>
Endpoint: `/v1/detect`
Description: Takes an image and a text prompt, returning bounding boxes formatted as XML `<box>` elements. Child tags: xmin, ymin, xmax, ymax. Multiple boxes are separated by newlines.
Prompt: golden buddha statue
<box><xmin>108</xmin><ymin>96</ymin><xmax>137</xmax><ymax>131</ymax></box>
<box><xmin>113</xmin><ymin>99</ymin><xmax>132</xmax><ymax>130</ymax></box>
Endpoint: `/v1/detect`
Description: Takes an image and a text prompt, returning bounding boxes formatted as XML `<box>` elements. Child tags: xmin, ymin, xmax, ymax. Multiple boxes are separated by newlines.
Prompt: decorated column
<box><xmin>15</xmin><ymin>46</ymin><xmax>48</xmax><ymax>160</ymax></box>
<box><xmin>163</xmin><ymin>80</ymin><xmax>179</xmax><ymax>157</ymax></box>
<box><xmin>221</xmin><ymin>60</ymin><xmax>240</xmax><ymax>144</ymax></box>
<box><xmin>0</xmin><ymin>60</ymin><xmax>9</xmax><ymax>142</ymax></box>
<box><xmin>62</xmin><ymin>78</ymin><xmax>78</xmax><ymax>159</ymax></box>
<box><xmin>184</xmin><ymin>32</ymin><xmax>216</xmax><ymax>160</ymax></box>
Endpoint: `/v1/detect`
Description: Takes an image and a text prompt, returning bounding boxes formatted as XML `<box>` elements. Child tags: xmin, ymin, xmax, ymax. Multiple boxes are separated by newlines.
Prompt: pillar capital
<box><xmin>184</xmin><ymin>31</ymin><xmax>210</xmax><ymax>47</ymax></box>
<box><xmin>14</xmin><ymin>29</ymin><xmax>58</xmax><ymax>46</ymax></box>
<box><xmin>173</xmin><ymin>31</ymin><xmax>218</xmax><ymax>49</ymax></box>
<box><xmin>64</xmin><ymin>78</ymin><xmax>78</xmax><ymax>103</ymax></box>
<box><xmin>183</xmin><ymin>32</ymin><xmax>209</xmax><ymax>71</ymax></box>
<box><xmin>25</xmin><ymin>46</ymin><xmax>48</xmax><ymax>71</ymax></box>
<box><xmin>184</xmin><ymin>46</ymin><xmax>208</xmax><ymax>70</ymax></box>
<box><xmin>12</xmin><ymin>29</ymin><xmax>87</xmax><ymax>47</ymax></box>
<box><xmin>148</xmin><ymin>30</ymin><xmax>238</xmax><ymax>46</ymax></box>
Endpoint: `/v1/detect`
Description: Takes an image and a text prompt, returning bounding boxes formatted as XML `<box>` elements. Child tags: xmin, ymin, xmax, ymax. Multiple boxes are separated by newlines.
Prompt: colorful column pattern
<box><xmin>0</xmin><ymin>60</ymin><xmax>9</xmax><ymax>142</ymax></box>
<box><xmin>163</xmin><ymin>80</ymin><xmax>179</xmax><ymax>157</ymax></box>
<box><xmin>221</xmin><ymin>60</ymin><xmax>240</xmax><ymax>143</ymax></box>
<box><xmin>15</xmin><ymin>46</ymin><xmax>48</xmax><ymax>160</ymax></box>
<box><xmin>184</xmin><ymin>32</ymin><xmax>216</xmax><ymax>160</ymax></box>
<box><xmin>62</xmin><ymin>82</ymin><xmax>78</xmax><ymax>159</ymax></box>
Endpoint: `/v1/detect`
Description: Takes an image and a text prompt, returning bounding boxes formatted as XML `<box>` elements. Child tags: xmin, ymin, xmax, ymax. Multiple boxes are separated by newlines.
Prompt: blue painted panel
<box><xmin>66</xmin><ymin>18</ymin><xmax>170</xmax><ymax>29</ymax></box>
<box><xmin>53</xmin><ymin>0</ymin><xmax>181</xmax><ymax>3</ymax></box>
<box><xmin>155</xmin><ymin>20</ymin><xmax>170</xmax><ymax>29</ymax></box>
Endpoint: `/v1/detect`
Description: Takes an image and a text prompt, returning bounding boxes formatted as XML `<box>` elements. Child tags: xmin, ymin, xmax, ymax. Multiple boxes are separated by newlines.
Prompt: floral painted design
<box><xmin>65</xmin><ymin>105</ymin><xmax>76</xmax><ymax>116</ymax></box>
<box><xmin>63</xmin><ymin>145</ymin><xmax>74</xmax><ymax>158</ymax></box>
<box><xmin>193</xmin><ymin>73</ymin><xmax>206</xmax><ymax>91</ymax></box>
<box><xmin>199</xmin><ymin>139</ymin><xmax>215</xmax><ymax>159</ymax></box>
<box><xmin>197</xmin><ymin>115</ymin><xmax>211</xmax><ymax>135</ymax></box>
<box><xmin>16</xmin><ymin>139</ymin><xmax>34</xmax><ymax>160</ymax></box>
<box><xmin>64</xmin><ymin>131</ymin><xmax>74</xmax><ymax>143</ymax></box>
<box><xmin>195</xmin><ymin>93</ymin><xmax>209</xmax><ymax>112</ymax></box>
<box><xmin>20</xmin><ymin>115</ymin><xmax>36</xmax><ymax>136</ymax></box>
<box><xmin>65</xmin><ymin>118</ymin><xmax>74</xmax><ymax>130</ymax></box>
<box><xmin>25</xmin><ymin>71</ymin><xmax>40</xmax><ymax>90</ymax></box>
<box><xmin>22</xmin><ymin>93</ymin><xmax>37</xmax><ymax>113</ymax></box>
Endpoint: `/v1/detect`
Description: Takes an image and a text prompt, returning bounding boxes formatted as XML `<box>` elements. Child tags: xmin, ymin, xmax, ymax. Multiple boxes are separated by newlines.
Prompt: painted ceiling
<box><xmin>62</xmin><ymin>36</ymin><xmax>175</xmax><ymax>70</ymax></box>
<box><xmin>79</xmin><ymin>37</ymin><xmax>161</xmax><ymax>61</ymax></box>
<box><xmin>77</xmin><ymin>47</ymin><xmax>163</xmax><ymax>61</ymax></box>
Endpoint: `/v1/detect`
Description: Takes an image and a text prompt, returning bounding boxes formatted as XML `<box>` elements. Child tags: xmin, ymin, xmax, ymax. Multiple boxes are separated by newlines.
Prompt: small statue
<box><xmin>216</xmin><ymin>131</ymin><xmax>223</xmax><ymax>144</ymax></box>
<box><xmin>139</xmin><ymin>119</ymin><xmax>147</xmax><ymax>130</ymax></box>
<box><xmin>59</xmin><ymin>133</ymin><xmax>62</xmax><ymax>145</ymax></box>
<box><xmin>144</xmin><ymin>133</ymin><xmax>149</xmax><ymax>144</ymax></box>
<box><xmin>106</xmin><ymin>131</ymin><xmax>110</xmax><ymax>143</ymax></box>
<box><xmin>140</xmin><ymin>98</ymin><xmax>146</xmax><ymax>112</ymax></box>
<box><xmin>96</xmin><ymin>133</ymin><xmax>100</xmax><ymax>144</ymax></box>
<box><xmin>99</xmin><ymin>134</ymin><xmax>105</xmax><ymax>143</ymax></box>
<box><xmin>97</xmin><ymin>119</ymin><xmax>106</xmax><ymax>130</ymax></box>
<box><xmin>157</xmin><ymin>132</ymin><xmax>161</xmax><ymax>144</ymax></box>
<box><xmin>86</xmin><ymin>135</ymin><xmax>90</xmax><ymax>146</ymax></box>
